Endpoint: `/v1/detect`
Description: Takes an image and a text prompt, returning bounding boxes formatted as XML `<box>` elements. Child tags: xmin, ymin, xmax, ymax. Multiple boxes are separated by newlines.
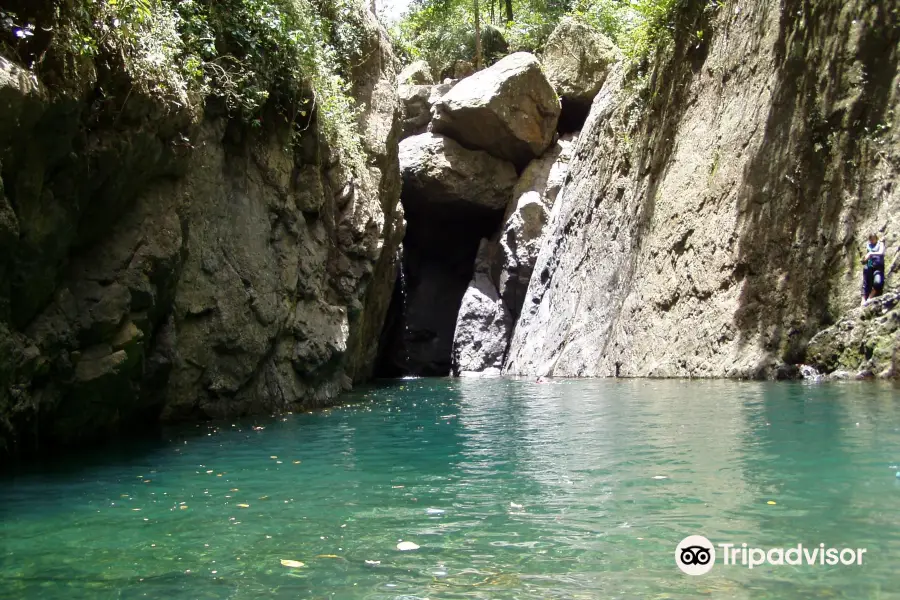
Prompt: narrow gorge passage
<box><xmin>375</xmin><ymin>196</ymin><xmax>504</xmax><ymax>376</ymax></box>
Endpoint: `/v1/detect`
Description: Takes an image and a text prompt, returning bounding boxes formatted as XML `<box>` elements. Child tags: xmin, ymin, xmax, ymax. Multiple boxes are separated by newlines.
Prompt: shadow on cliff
<box><xmin>592</xmin><ymin>0</ymin><xmax>717</xmax><ymax>366</ymax></box>
<box><xmin>731</xmin><ymin>0</ymin><xmax>900</xmax><ymax>373</ymax></box>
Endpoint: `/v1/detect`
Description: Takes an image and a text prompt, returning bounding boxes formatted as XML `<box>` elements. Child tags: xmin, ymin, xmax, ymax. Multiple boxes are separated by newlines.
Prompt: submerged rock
<box><xmin>431</xmin><ymin>52</ymin><xmax>561</xmax><ymax>167</ymax></box>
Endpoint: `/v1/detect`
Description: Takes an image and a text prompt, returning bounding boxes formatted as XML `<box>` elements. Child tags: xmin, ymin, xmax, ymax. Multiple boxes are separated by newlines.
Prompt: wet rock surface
<box><xmin>500</xmin><ymin>133</ymin><xmax>577</xmax><ymax>317</ymax></box>
<box><xmin>446</xmin><ymin>135</ymin><xmax>578</xmax><ymax>375</ymax></box>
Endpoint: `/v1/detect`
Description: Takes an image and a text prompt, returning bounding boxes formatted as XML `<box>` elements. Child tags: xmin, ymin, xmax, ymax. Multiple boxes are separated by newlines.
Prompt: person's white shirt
<box><xmin>866</xmin><ymin>240</ymin><xmax>885</xmax><ymax>259</ymax></box>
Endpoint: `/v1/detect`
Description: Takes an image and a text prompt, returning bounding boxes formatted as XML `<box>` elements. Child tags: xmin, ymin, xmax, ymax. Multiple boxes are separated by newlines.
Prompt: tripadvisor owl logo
<box><xmin>675</xmin><ymin>535</ymin><xmax>868</xmax><ymax>574</ymax></box>
<box><xmin>676</xmin><ymin>535</ymin><xmax>716</xmax><ymax>575</ymax></box>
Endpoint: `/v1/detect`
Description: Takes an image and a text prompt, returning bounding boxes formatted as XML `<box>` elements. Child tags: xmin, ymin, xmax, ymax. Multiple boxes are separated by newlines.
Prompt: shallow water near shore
<box><xmin>2</xmin><ymin>379</ymin><xmax>900</xmax><ymax>599</ymax></box>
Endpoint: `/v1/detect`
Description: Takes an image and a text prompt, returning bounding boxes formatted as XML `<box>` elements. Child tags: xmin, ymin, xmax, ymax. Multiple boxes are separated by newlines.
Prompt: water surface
<box><xmin>2</xmin><ymin>379</ymin><xmax>900</xmax><ymax>599</ymax></box>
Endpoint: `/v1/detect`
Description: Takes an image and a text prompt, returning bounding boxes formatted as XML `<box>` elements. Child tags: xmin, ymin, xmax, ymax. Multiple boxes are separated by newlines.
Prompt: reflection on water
<box><xmin>1</xmin><ymin>379</ymin><xmax>899</xmax><ymax>599</ymax></box>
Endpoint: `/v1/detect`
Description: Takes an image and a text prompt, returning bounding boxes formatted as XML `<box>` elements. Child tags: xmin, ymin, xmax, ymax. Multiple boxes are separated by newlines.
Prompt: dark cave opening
<box><xmin>375</xmin><ymin>200</ymin><xmax>504</xmax><ymax>377</ymax></box>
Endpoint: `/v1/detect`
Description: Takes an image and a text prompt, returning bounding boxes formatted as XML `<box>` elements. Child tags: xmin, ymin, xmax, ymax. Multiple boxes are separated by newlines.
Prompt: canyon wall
<box><xmin>505</xmin><ymin>0</ymin><xmax>900</xmax><ymax>378</ymax></box>
<box><xmin>0</xmin><ymin>7</ymin><xmax>403</xmax><ymax>455</ymax></box>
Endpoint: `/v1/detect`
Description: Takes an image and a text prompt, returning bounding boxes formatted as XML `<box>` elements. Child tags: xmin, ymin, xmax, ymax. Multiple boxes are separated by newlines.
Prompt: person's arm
<box><xmin>874</xmin><ymin>241</ymin><xmax>885</xmax><ymax>257</ymax></box>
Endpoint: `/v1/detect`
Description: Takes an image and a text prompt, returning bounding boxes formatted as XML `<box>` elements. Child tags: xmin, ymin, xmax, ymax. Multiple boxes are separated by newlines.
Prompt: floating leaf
<box><xmin>280</xmin><ymin>559</ymin><xmax>305</xmax><ymax>568</ymax></box>
<box><xmin>316</xmin><ymin>554</ymin><xmax>340</xmax><ymax>559</ymax></box>
<box><xmin>767</xmin><ymin>500</ymin><xmax>777</xmax><ymax>505</ymax></box>
<box><xmin>397</xmin><ymin>541</ymin><xmax>420</xmax><ymax>551</ymax></box>
<box><xmin>237</xmin><ymin>503</ymin><xmax>250</xmax><ymax>508</ymax></box>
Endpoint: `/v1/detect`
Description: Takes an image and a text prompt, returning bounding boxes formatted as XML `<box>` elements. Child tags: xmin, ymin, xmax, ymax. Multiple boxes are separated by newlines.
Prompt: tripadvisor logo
<box><xmin>675</xmin><ymin>536</ymin><xmax>867</xmax><ymax>575</ymax></box>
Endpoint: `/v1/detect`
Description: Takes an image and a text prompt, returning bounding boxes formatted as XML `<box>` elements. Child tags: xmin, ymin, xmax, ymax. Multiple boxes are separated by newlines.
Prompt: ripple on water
<box><xmin>1</xmin><ymin>379</ymin><xmax>900</xmax><ymax>599</ymax></box>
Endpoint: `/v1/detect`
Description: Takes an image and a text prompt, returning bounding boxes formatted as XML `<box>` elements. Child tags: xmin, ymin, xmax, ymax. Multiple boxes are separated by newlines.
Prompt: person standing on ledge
<box><xmin>862</xmin><ymin>233</ymin><xmax>885</xmax><ymax>305</ymax></box>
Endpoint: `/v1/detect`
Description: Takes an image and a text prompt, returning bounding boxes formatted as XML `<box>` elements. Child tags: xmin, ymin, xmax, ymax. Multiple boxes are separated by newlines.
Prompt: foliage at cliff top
<box><xmin>391</xmin><ymin>0</ymin><xmax>697</xmax><ymax>77</ymax></box>
<box><xmin>0</xmin><ymin>0</ymin><xmax>367</xmax><ymax>165</ymax></box>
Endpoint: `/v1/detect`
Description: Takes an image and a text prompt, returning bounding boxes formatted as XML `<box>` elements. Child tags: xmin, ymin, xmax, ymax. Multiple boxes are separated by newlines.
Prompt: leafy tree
<box><xmin>393</xmin><ymin>0</ymin><xmax>690</xmax><ymax>77</ymax></box>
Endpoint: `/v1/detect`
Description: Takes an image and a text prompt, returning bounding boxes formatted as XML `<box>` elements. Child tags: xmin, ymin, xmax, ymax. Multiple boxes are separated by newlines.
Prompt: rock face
<box><xmin>447</xmin><ymin>134</ymin><xmax>578</xmax><ymax>375</ymax></box>
<box><xmin>398</xmin><ymin>81</ymin><xmax>453</xmax><ymax>139</ymax></box>
<box><xmin>431</xmin><ymin>52</ymin><xmax>561</xmax><ymax>168</ymax></box>
<box><xmin>806</xmin><ymin>293</ymin><xmax>900</xmax><ymax>379</ymax></box>
<box><xmin>543</xmin><ymin>18</ymin><xmax>620</xmax><ymax>130</ymax></box>
<box><xmin>399</xmin><ymin>133</ymin><xmax>518</xmax><ymax>212</ymax></box>
<box><xmin>0</xmin><ymin>7</ymin><xmax>403</xmax><ymax>454</ymax></box>
<box><xmin>451</xmin><ymin>240</ymin><xmax>512</xmax><ymax>375</ymax></box>
<box><xmin>377</xmin><ymin>132</ymin><xmax>517</xmax><ymax>376</ymax></box>
<box><xmin>500</xmin><ymin>133</ymin><xmax>577</xmax><ymax>316</ymax></box>
<box><xmin>397</xmin><ymin>60</ymin><xmax>433</xmax><ymax>86</ymax></box>
<box><xmin>505</xmin><ymin>0</ymin><xmax>900</xmax><ymax>378</ymax></box>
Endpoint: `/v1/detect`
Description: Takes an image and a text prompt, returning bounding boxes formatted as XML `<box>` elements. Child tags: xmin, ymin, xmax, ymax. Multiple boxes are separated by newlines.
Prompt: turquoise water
<box><xmin>2</xmin><ymin>379</ymin><xmax>900</xmax><ymax>599</ymax></box>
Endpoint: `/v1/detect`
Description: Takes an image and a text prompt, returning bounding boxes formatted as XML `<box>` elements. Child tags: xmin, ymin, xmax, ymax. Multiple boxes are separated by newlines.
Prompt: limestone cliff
<box><xmin>0</xmin><ymin>7</ymin><xmax>402</xmax><ymax>455</ymax></box>
<box><xmin>505</xmin><ymin>0</ymin><xmax>900</xmax><ymax>378</ymax></box>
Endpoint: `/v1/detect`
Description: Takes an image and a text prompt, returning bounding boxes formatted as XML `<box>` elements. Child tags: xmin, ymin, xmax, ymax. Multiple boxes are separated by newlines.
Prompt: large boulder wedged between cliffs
<box><xmin>431</xmin><ymin>52</ymin><xmax>561</xmax><ymax>168</ymax></box>
<box><xmin>543</xmin><ymin>18</ymin><xmax>620</xmax><ymax>132</ymax></box>
<box><xmin>376</xmin><ymin>133</ymin><xmax>517</xmax><ymax>377</ymax></box>
<box><xmin>399</xmin><ymin>132</ymin><xmax>517</xmax><ymax>212</ymax></box>
<box><xmin>451</xmin><ymin>240</ymin><xmax>512</xmax><ymax>375</ymax></box>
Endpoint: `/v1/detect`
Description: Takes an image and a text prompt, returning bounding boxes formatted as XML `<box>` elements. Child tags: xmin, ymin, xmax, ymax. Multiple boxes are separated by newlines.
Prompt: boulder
<box><xmin>543</xmin><ymin>18</ymin><xmax>621</xmax><ymax>108</ymax></box>
<box><xmin>500</xmin><ymin>133</ymin><xmax>578</xmax><ymax>317</ymax></box>
<box><xmin>398</xmin><ymin>85</ymin><xmax>432</xmax><ymax>138</ymax></box>
<box><xmin>397</xmin><ymin>60</ymin><xmax>433</xmax><ymax>85</ymax></box>
<box><xmin>377</xmin><ymin>130</ymin><xmax>515</xmax><ymax>378</ymax></box>
<box><xmin>450</xmin><ymin>60</ymin><xmax>475</xmax><ymax>80</ymax></box>
<box><xmin>398</xmin><ymin>81</ymin><xmax>455</xmax><ymax>139</ymax></box>
<box><xmin>806</xmin><ymin>291</ymin><xmax>900</xmax><ymax>379</ymax></box>
<box><xmin>451</xmin><ymin>240</ymin><xmax>512</xmax><ymax>375</ymax></box>
<box><xmin>431</xmin><ymin>52</ymin><xmax>561</xmax><ymax>167</ymax></box>
<box><xmin>399</xmin><ymin>132</ymin><xmax>517</xmax><ymax>213</ymax></box>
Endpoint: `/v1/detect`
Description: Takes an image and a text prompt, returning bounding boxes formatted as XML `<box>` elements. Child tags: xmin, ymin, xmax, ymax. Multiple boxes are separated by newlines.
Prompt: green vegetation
<box><xmin>391</xmin><ymin>0</ymin><xmax>714</xmax><ymax>78</ymax></box>
<box><xmin>0</xmin><ymin>0</ymin><xmax>367</xmax><ymax>165</ymax></box>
